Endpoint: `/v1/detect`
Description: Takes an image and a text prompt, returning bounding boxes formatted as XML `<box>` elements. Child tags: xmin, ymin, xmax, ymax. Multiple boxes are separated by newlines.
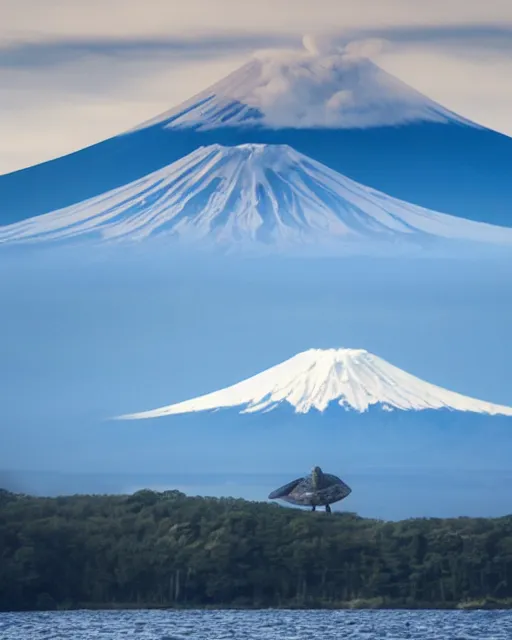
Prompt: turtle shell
<box><xmin>268</xmin><ymin>473</ymin><xmax>351</xmax><ymax>507</ymax></box>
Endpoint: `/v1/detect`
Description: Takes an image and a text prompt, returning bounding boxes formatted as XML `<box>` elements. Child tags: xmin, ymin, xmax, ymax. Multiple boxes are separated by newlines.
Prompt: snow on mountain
<box><xmin>118</xmin><ymin>347</ymin><xmax>512</xmax><ymax>420</ymax></box>
<box><xmin>135</xmin><ymin>38</ymin><xmax>470</xmax><ymax>132</ymax></box>
<box><xmin>1</xmin><ymin>38</ymin><xmax>509</xmax><ymax>228</ymax></box>
<box><xmin>2</xmin><ymin>143</ymin><xmax>511</xmax><ymax>250</ymax></box>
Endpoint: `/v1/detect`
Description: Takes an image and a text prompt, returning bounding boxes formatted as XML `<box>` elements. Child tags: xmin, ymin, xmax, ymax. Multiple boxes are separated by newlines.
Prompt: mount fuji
<box><xmin>1</xmin><ymin>39</ymin><xmax>511</xmax><ymax>228</ymax></box>
<box><xmin>3</xmin><ymin>143</ymin><xmax>511</xmax><ymax>252</ymax></box>
<box><xmin>118</xmin><ymin>347</ymin><xmax>512</xmax><ymax>420</ymax></box>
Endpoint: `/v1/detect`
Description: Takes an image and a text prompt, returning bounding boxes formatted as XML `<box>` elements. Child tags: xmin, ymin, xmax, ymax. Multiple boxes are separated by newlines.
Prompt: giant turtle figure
<box><xmin>268</xmin><ymin>466</ymin><xmax>351</xmax><ymax>513</ymax></box>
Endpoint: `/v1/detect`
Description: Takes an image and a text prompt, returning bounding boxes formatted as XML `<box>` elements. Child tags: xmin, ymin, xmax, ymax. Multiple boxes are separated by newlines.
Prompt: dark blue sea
<box><xmin>0</xmin><ymin>609</ymin><xmax>510</xmax><ymax>640</ymax></box>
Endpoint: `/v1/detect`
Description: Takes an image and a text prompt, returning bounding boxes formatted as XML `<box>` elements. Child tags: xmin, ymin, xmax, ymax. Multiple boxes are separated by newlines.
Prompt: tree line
<box><xmin>1</xmin><ymin>487</ymin><xmax>512</xmax><ymax>611</ymax></box>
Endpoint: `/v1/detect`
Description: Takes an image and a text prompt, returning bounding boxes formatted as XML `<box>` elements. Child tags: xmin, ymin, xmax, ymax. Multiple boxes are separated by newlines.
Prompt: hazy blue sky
<box><xmin>1</xmin><ymin>252</ymin><xmax>510</xmax><ymax>460</ymax></box>
<box><xmin>1</xmin><ymin>247</ymin><xmax>511</xmax><ymax>517</ymax></box>
<box><xmin>2</xmin><ymin>251</ymin><xmax>511</xmax><ymax>419</ymax></box>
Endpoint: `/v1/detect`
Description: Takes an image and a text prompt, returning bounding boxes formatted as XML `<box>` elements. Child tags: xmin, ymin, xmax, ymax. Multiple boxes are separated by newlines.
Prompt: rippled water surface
<box><xmin>0</xmin><ymin>609</ymin><xmax>511</xmax><ymax>640</ymax></box>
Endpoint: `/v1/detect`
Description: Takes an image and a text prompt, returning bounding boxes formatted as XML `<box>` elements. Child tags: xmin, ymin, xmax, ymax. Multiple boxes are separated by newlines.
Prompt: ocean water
<box><xmin>0</xmin><ymin>609</ymin><xmax>510</xmax><ymax>640</ymax></box>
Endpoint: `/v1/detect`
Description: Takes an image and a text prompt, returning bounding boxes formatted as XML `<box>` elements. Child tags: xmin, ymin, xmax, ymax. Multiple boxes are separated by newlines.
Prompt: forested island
<box><xmin>1</xmin><ymin>488</ymin><xmax>512</xmax><ymax>612</ymax></box>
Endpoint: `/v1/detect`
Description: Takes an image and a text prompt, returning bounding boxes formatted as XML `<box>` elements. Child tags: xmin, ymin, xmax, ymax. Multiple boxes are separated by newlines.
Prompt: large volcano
<box><xmin>1</xmin><ymin>41</ymin><xmax>511</xmax><ymax>227</ymax></box>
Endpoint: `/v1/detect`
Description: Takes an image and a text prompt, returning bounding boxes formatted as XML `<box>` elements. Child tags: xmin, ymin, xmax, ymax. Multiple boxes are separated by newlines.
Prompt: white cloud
<box><xmin>0</xmin><ymin>0</ymin><xmax>511</xmax><ymax>173</ymax></box>
<box><xmin>246</xmin><ymin>44</ymin><xmax>462</xmax><ymax>129</ymax></box>
<box><xmin>154</xmin><ymin>43</ymin><xmax>465</xmax><ymax>130</ymax></box>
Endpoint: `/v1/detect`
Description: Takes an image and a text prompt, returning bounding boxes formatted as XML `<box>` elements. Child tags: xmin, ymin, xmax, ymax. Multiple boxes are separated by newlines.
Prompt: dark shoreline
<box><xmin>6</xmin><ymin>600</ymin><xmax>512</xmax><ymax>613</ymax></box>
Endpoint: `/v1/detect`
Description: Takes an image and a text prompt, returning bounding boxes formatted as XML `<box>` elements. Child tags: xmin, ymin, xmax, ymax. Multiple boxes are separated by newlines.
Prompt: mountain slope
<box><xmin>1</xmin><ymin>44</ymin><xmax>511</xmax><ymax>227</ymax></box>
<box><xmin>135</xmin><ymin>47</ymin><xmax>469</xmax><ymax>131</ymax></box>
<box><xmin>2</xmin><ymin>144</ymin><xmax>511</xmax><ymax>251</ymax></box>
<box><xmin>118</xmin><ymin>347</ymin><xmax>512</xmax><ymax>419</ymax></box>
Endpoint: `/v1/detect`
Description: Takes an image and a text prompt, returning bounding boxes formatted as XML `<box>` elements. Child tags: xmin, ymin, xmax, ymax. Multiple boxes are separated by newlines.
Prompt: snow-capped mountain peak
<box><xmin>2</xmin><ymin>143</ymin><xmax>511</xmax><ymax>250</ymax></box>
<box><xmin>134</xmin><ymin>39</ymin><xmax>470</xmax><ymax>132</ymax></box>
<box><xmin>117</xmin><ymin>347</ymin><xmax>512</xmax><ymax>420</ymax></box>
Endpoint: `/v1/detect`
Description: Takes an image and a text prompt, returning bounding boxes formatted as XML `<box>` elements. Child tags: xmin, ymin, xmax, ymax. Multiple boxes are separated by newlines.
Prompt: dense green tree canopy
<box><xmin>1</xmin><ymin>488</ymin><xmax>511</xmax><ymax>611</ymax></box>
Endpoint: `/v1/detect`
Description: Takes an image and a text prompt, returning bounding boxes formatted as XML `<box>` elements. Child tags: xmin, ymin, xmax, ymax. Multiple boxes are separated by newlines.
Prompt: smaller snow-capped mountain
<box><xmin>2</xmin><ymin>143</ymin><xmax>511</xmax><ymax>251</ymax></box>
<box><xmin>118</xmin><ymin>348</ymin><xmax>512</xmax><ymax>420</ymax></box>
<box><xmin>135</xmin><ymin>37</ymin><xmax>470</xmax><ymax>132</ymax></box>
